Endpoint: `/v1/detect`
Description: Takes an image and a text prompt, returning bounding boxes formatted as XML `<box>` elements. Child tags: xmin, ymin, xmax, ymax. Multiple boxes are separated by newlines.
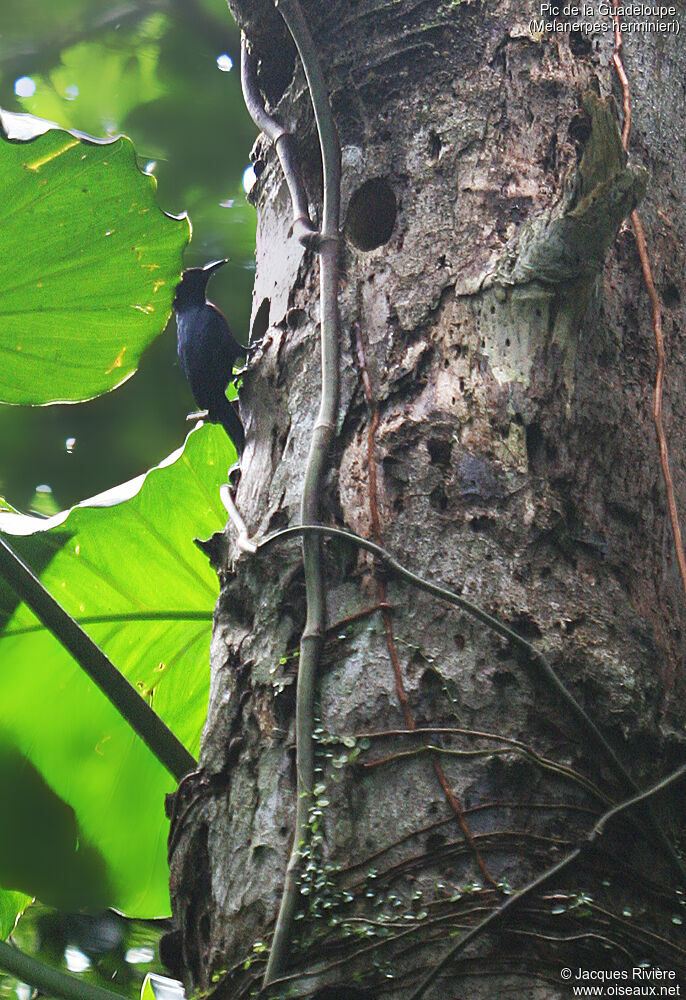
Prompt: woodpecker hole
<box><xmin>427</xmin><ymin>436</ymin><xmax>452</xmax><ymax>467</ymax></box>
<box><xmin>569</xmin><ymin>27</ymin><xmax>592</xmax><ymax>56</ymax></box>
<box><xmin>345</xmin><ymin>177</ymin><xmax>397</xmax><ymax>251</ymax></box>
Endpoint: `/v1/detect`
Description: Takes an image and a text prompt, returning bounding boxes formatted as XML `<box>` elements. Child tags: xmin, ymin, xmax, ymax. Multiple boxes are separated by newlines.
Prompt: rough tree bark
<box><xmin>167</xmin><ymin>2</ymin><xmax>686</xmax><ymax>997</ymax></box>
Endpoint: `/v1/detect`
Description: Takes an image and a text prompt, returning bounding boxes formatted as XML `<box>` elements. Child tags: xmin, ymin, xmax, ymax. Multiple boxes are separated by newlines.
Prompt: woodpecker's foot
<box><xmin>227</xmin><ymin>463</ymin><xmax>241</xmax><ymax>489</ymax></box>
<box><xmin>232</xmin><ymin>339</ymin><xmax>264</xmax><ymax>380</ymax></box>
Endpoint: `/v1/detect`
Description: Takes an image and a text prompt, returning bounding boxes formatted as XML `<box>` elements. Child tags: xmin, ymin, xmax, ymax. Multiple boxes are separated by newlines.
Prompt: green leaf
<box><xmin>0</xmin><ymin>127</ymin><xmax>189</xmax><ymax>404</ymax></box>
<box><xmin>0</xmin><ymin>889</ymin><xmax>30</xmax><ymax>940</ymax></box>
<box><xmin>0</xmin><ymin>423</ymin><xmax>235</xmax><ymax>919</ymax></box>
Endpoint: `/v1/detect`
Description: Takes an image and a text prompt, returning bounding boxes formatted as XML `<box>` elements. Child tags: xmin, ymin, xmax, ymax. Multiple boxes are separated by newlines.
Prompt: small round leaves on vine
<box><xmin>345</xmin><ymin>177</ymin><xmax>397</xmax><ymax>251</ymax></box>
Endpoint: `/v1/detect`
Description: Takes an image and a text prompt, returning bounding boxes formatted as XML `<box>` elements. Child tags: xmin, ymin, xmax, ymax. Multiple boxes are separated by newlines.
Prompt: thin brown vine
<box><xmin>612</xmin><ymin>12</ymin><xmax>686</xmax><ymax>623</ymax></box>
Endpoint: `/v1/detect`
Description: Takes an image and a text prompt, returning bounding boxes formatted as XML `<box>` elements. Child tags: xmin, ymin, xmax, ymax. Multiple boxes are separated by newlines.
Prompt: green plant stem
<box><xmin>0</xmin><ymin>941</ymin><xmax>125</xmax><ymax>1000</ymax></box>
<box><xmin>258</xmin><ymin>524</ymin><xmax>686</xmax><ymax>886</ymax></box>
<box><xmin>407</xmin><ymin>762</ymin><xmax>686</xmax><ymax>1000</ymax></box>
<box><xmin>0</xmin><ymin>535</ymin><xmax>196</xmax><ymax>782</ymax></box>
<box><xmin>261</xmin><ymin>0</ymin><xmax>341</xmax><ymax>986</ymax></box>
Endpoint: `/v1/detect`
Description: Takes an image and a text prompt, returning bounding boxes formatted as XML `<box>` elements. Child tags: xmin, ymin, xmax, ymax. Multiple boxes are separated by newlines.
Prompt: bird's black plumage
<box><xmin>173</xmin><ymin>259</ymin><xmax>245</xmax><ymax>456</ymax></box>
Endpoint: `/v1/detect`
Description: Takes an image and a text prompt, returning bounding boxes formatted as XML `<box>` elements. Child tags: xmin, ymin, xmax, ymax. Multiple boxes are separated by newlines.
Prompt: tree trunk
<box><xmin>167</xmin><ymin>2</ymin><xmax>686</xmax><ymax>997</ymax></box>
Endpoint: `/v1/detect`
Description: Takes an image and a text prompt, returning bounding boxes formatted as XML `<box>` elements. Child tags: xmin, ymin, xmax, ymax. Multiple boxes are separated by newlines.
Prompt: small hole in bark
<box><xmin>568</xmin><ymin>112</ymin><xmax>591</xmax><ymax>157</ymax></box>
<box><xmin>427</xmin><ymin>436</ymin><xmax>452</xmax><ymax>467</ymax></box>
<box><xmin>569</xmin><ymin>28</ymin><xmax>592</xmax><ymax>56</ymax></box>
<box><xmin>509</xmin><ymin>611</ymin><xmax>542</xmax><ymax>638</ymax></box>
<box><xmin>662</xmin><ymin>281</ymin><xmax>681</xmax><ymax>308</ymax></box>
<box><xmin>418</xmin><ymin>668</ymin><xmax>443</xmax><ymax>722</ymax></box>
<box><xmin>251</xmin><ymin>297</ymin><xmax>270</xmax><ymax>343</ymax></box>
<box><xmin>469</xmin><ymin>515</ymin><xmax>494</xmax><ymax>532</ymax></box>
<box><xmin>541</xmin><ymin>132</ymin><xmax>558</xmax><ymax>173</ymax></box>
<box><xmin>454</xmin><ymin>632</ymin><xmax>465</xmax><ymax>649</ymax></box>
<box><xmin>430</xmin><ymin>485</ymin><xmax>448</xmax><ymax>511</ymax></box>
<box><xmin>428</xmin><ymin>129</ymin><xmax>442</xmax><ymax>163</ymax></box>
<box><xmin>345</xmin><ymin>177</ymin><xmax>397</xmax><ymax>250</ymax></box>
<box><xmin>492</xmin><ymin>668</ymin><xmax>517</xmax><ymax>689</ymax></box>
<box><xmin>426</xmin><ymin>830</ymin><xmax>446</xmax><ymax>855</ymax></box>
<box><xmin>505</xmin><ymin>337</ymin><xmax>511</xmax><ymax>347</ymax></box>
<box><xmin>286</xmin><ymin>307</ymin><xmax>306</xmax><ymax>329</ymax></box>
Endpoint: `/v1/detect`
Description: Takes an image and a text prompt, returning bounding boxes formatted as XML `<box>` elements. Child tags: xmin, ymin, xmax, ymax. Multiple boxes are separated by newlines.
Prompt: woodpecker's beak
<box><xmin>203</xmin><ymin>258</ymin><xmax>229</xmax><ymax>276</ymax></box>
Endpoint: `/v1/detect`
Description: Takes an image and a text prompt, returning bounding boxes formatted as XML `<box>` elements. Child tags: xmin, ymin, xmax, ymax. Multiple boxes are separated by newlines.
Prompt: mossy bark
<box><xmin>167</xmin><ymin>3</ymin><xmax>686</xmax><ymax>997</ymax></box>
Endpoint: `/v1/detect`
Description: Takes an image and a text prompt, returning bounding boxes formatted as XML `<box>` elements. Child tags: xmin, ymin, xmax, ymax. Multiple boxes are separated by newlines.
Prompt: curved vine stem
<box><xmin>0</xmin><ymin>941</ymin><xmax>126</xmax><ymax>1000</ymax></box>
<box><xmin>258</xmin><ymin>523</ymin><xmax>686</xmax><ymax>886</ymax></box>
<box><xmin>257</xmin><ymin>0</ymin><xmax>341</xmax><ymax>985</ymax></box>
<box><xmin>240</xmin><ymin>34</ymin><xmax>317</xmax><ymax>245</ymax></box>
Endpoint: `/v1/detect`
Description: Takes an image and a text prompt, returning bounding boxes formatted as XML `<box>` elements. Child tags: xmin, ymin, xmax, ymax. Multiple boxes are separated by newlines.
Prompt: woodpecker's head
<box><xmin>173</xmin><ymin>258</ymin><xmax>228</xmax><ymax>310</ymax></box>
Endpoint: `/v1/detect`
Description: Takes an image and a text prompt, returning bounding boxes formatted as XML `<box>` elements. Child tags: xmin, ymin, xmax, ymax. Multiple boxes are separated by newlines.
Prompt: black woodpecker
<box><xmin>173</xmin><ymin>259</ymin><xmax>245</xmax><ymax>456</ymax></box>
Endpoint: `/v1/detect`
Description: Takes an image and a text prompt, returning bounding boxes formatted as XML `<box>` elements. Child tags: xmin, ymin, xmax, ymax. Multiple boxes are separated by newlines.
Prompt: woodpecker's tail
<box><xmin>212</xmin><ymin>393</ymin><xmax>245</xmax><ymax>458</ymax></box>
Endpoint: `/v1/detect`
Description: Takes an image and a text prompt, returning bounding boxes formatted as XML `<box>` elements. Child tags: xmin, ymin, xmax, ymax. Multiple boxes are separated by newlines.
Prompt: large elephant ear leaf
<box><xmin>0</xmin><ymin>124</ymin><xmax>189</xmax><ymax>405</ymax></box>
<box><xmin>0</xmin><ymin>423</ymin><xmax>234</xmax><ymax>922</ymax></box>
